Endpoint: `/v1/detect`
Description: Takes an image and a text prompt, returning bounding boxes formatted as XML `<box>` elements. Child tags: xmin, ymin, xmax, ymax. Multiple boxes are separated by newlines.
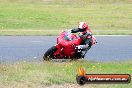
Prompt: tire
<box><xmin>43</xmin><ymin>46</ymin><xmax>57</xmax><ymax>61</ymax></box>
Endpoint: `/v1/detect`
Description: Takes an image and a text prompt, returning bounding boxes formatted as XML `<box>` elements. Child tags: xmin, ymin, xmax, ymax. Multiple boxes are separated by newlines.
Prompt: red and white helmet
<box><xmin>78</xmin><ymin>22</ymin><xmax>92</xmax><ymax>34</ymax></box>
<box><xmin>78</xmin><ymin>22</ymin><xmax>88</xmax><ymax>31</ymax></box>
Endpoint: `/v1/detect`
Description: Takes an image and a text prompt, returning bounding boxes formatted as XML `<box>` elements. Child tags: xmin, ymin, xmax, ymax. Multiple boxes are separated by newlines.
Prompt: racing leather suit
<box><xmin>71</xmin><ymin>28</ymin><xmax>92</xmax><ymax>50</ymax></box>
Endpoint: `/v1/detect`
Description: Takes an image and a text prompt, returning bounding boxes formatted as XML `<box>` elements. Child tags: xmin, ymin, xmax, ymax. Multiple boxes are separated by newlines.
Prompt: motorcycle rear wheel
<box><xmin>43</xmin><ymin>46</ymin><xmax>57</xmax><ymax>61</ymax></box>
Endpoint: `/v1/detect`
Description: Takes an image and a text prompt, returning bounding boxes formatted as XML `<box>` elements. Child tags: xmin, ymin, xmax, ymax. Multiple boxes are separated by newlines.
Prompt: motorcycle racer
<box><xmin>70</xmin><ymin>22</ymin><xmax>93</xmax><ymax>51</ymax></box>
<box><xmin>43</xmin><ymin>22</ymin><xmax>97</xmax><ymax>60</ymax></box>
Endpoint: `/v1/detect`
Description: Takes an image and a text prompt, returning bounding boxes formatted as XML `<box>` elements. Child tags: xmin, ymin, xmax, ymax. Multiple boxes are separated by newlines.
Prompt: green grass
<box><xmin>0</xmin><ymin>60</ymin><xmax>132</xmax><ymax>88</ymax></box>
<box><xmin>0</xmin><ymin>0</ymin><xmax>132</xmax><ymax>35</ymax></box>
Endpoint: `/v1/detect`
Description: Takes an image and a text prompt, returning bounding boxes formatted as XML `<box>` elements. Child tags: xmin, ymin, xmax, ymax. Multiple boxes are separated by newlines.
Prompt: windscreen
<box><xmin>64</xmin><ymin>34</ymin><xmax>76</xmax><ymax>41</ymax></box>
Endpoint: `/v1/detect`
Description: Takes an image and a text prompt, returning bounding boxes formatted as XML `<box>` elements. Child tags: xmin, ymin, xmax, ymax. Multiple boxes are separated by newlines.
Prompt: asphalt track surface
<box><xmin>0</xmin><ymin>36</ymin><xmax>132</xmax><ymax>63</ymax></box>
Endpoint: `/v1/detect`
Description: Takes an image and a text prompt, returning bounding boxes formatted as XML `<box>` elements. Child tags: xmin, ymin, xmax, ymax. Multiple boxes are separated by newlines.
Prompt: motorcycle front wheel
<box><xmin>43</xmin><ymin>46</ymin><xmax>57</xmax><ymax>61</ymax></box>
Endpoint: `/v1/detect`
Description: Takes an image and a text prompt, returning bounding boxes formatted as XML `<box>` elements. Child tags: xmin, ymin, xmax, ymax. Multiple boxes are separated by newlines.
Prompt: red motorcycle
<box><xmin>43</xmin><ymin>31</ymin><xmax>97</xmax><ymax>61</ymax></box>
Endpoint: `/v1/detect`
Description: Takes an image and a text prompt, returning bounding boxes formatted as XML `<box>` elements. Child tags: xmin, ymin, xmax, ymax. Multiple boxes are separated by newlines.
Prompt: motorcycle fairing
<box><xmin>54</xmin><ymin>31</ymin><xmax>82</xmax><ymax>59</ymax></box>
